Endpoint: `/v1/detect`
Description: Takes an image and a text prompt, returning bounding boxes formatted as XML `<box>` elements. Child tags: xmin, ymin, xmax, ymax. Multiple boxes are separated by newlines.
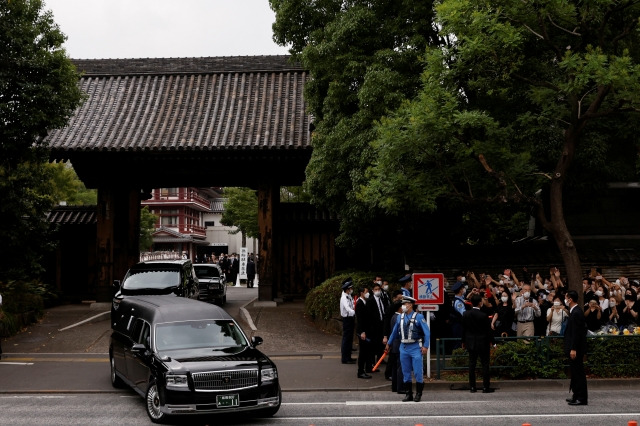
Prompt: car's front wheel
<box><xmin>146</xmin><ymin>382</ymin><xmax>168</xmax><ymax>424</ymax></box>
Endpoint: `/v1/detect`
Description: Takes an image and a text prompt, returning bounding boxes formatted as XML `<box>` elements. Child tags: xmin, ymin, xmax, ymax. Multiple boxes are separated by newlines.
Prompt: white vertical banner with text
<box><xmin>239</xmin><ymin>247</ymin><xmax>248</xmax><ymax>280</ymax></box>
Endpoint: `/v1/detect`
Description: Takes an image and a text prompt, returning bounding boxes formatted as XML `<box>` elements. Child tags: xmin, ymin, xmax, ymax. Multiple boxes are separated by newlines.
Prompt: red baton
<box><xmin>371</xmin><ymin>348</ymin><xmax>389</xmax><ymax>372</ymax></box>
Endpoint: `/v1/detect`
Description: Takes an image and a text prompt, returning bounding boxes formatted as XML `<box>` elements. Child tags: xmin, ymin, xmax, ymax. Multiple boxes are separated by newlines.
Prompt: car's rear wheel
<box><xmin>109</xmin><ymin>353</ymin><xmax>125</xmax><ymax>388</ymax></box>
<box><xmin>146</xmin><ymin>382</ymin><xmax>168</xmax><ymax>424</ymax></box>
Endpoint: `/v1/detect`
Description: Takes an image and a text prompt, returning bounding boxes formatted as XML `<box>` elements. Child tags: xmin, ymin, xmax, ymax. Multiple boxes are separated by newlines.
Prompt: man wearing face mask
<box><xmin>564</xmin><ymin>290</ymin><xmax>588</xmax><ymax>405</ymax></box>
<box><xmin>340</xmin><ymin>278</ymin><xmax>357</xmax><ymax>364</ymax></box>
<box><xmin>385</xmin><ymin>296</ymin><xmax>430</xmax><ymax>402</ymax></box>
<box><xmin>368</xmin><ymin>281</ymin><xmax>387</xmax><ymax>367</ymax></box>
<box><xmin>381</xmin><ymin>278</ymin><xmax>392</xmax><ymax>310</ymax></box>
<box><xmin>355</xmin><ymin>286</ymin><xmax>374</xmax><ymax>379</ymax></box>
<box><xmin>514</xmin><ymin>283</ymin><xmax>541</xmax><ymax>336</ymax></box>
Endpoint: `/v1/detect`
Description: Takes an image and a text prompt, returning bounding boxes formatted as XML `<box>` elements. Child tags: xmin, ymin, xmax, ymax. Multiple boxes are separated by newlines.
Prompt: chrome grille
<box><xmin>192</xmin><ymin>369</ymin><xmax>258</xmax><ymax>391</ymax></box>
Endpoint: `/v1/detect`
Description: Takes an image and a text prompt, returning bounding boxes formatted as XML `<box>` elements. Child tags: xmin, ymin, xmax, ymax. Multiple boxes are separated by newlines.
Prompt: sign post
<box><xmin>413</xmin><ymin>273</ymin><xmax>445</xmax><ymax>379</ymax></box>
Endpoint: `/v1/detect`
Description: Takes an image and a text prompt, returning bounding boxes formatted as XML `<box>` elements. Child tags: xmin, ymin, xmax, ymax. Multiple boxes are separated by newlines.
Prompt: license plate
<box><xmin>217</xmin><ymin>394</ymin><xmax>239</xmax><ymax>407</ymax></box>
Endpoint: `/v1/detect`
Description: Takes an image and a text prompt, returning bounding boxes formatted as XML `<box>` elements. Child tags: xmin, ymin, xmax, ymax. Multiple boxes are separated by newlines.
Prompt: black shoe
<box><xmin>358</xmin><ymin>373</ymin><xmax>372</xmax><ymax>379</ymax></box>
<box><xmin>402</xmin><ymin>393</ymin><xmax>414</xmax><ymax>402</ymax></box>
<box><xmin>568</xmin><ymin>400</ymin><xmax>587</xmax><ymax>406</ymax></box>
<box><xmin>482</xmin><ymin>388</ymin><xmax>495</xmax><ymax>393</ymax></box>
<box><xmin>470</xmin><ymin>387</ymin><xmax>477</xmax><ymax>393</ymax></box>
<box><xmin>342</xmin><ymin>360</ymin><xmax>356</xmax><ymax>364</ymax></box>
<box><xmin>385</xmin><ymin>376</ymin><xmax>392</xmax><ymax>381</ymax></box>
<box><xmin>566</xmin><ymin>397</ymin><xmax>575</xmax><ymax>403</ymax></box>
<box><xmin>414</xmin><ymin>383</ymin><xmax>424</xmax><ymax>402</ymax></box>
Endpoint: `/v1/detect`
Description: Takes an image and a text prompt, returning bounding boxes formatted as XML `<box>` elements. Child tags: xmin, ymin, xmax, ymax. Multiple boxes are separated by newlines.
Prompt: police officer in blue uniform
<box><xmin>385</xmin><ymin>296</ymin><xmax>430</xmax><ymax>402</ymax></box>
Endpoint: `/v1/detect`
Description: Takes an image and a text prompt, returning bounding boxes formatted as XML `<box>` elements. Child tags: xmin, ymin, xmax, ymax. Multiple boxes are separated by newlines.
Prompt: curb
<box><xmin>240</xmin><ymin>297</ymin><xmax>258</xmax><ymax>331</ymax></box>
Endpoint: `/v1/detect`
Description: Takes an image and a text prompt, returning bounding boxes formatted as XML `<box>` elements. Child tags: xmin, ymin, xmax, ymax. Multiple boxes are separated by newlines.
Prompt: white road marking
<box><xmin>0</xmin><ymin>362</ymin><xmax>34</xmax><ymax>365</ymax></box>
<box><xmin>58</xmin><ymin>311</ymin><xmax>110</xmax><ymax>331</ymax></box>
<box><xmin>282</xmin><ymin>401</ymin><xmax>480</xmax><ymax>406</ymax></box>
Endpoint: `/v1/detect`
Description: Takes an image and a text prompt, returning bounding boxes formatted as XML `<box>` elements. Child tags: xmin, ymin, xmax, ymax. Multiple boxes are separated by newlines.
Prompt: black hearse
<box><xmin>109</xmin><ymin>296</ymin><xmax>280</xmax><ymax>423</ymax></box>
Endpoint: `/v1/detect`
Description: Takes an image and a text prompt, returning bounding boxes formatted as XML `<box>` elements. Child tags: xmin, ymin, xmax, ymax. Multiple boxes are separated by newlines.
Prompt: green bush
<box><xmin>304</xmin><ymin>271</ymin><xmax>390</xmax><ymax>321</ymax></box>
<box><xmin>443</xmin><ymin>335</ymin><xmax>640</xmax><ymax>379</ymax></box>
<box><xmin>0</xmin><ymin>280</ymin><xmax>49</xmax><ymax>337</ymax></box>
<box><xmin>586</xmin><ymin>335</ymin><xmax>640</xmax><ymax>377</ymax></box>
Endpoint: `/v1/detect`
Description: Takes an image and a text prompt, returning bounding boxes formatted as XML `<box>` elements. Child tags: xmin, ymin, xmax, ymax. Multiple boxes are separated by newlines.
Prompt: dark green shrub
<box><xmin>0</xmin><ymin>280</ymin><xmax>48</xmax><ymax>337</ymax></box>
<box><xmin>304</xmin><ymin>271</ymin><xmax>388</xmax><ymax>321</ymax></box>
<box><xmin>586</xmin><ymin>335</ymin><xmax>640</xmax><ymax>377</ymax></box>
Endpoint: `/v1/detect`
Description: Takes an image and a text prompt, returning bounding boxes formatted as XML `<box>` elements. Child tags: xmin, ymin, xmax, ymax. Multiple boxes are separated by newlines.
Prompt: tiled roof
<box><xmin>45</xmin><ymin>56</ymin><xmax>312</xmax><ymax>188</ymax></box>
<box><xmin>47</xmin><ymin>56</ymin><xmax>310</xmax><ymax>154</ymax></box>
<box><xmin>47</xmin><ymin>205</ymin><xmax>97</xmax><ymax>226</ymax></box>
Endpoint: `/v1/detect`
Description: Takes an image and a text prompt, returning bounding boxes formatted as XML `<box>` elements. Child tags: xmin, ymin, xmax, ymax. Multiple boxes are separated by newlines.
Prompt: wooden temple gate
<box><xmin>47</xmin><ymin>56</ymin><xmax>334</xmax><ymax>302</ymax></box>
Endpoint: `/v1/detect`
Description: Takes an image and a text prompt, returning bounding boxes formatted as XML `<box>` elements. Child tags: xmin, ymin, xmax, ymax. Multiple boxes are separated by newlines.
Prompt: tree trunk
<box><xmin>542</xmin><ymin>127</ymin><xmax>584</xmax><ymax>308</ymax></box>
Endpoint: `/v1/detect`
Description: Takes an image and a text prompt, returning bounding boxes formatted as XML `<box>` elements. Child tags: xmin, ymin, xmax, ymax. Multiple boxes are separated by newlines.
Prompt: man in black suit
<box><xmin>462</xmin><ymin>294</ymin><xmax>494</xmax><ymax>393</ymax></box>
<box><xmin>368</xmin><ymin>281</ymin><xmax>387</xmax><ymax>367</ymax></box>
<box><xmin>564</xmin><ymin>290</ymin><xmax>588</xmax><ymax>405</ymax></box>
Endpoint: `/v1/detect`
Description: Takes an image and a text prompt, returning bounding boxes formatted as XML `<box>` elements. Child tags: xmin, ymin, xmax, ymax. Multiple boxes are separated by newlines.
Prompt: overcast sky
<box><xmin>44</xmin><ymin>0</ymin><xmax>290</xmax><ymax>59</ymax></box>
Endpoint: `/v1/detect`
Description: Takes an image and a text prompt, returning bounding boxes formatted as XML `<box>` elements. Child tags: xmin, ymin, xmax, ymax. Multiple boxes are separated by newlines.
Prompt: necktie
<box><xmin>377</xmin><ymin>298</ymin><xmax>384</xmax><ymax>320</ymax></box>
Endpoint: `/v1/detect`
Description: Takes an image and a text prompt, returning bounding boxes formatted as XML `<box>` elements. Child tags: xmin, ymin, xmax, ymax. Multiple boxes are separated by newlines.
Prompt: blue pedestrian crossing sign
<box><xmin>413</xmin><ymin>273</ymin><xmax>445</xmax><ymax>304</ymax></box>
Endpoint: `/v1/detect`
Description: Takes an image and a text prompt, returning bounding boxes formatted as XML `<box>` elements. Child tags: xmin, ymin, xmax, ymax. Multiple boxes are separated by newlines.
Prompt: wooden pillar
<box><xmin>96</xmin><ymin>187</ymin><xmax>141</xmax><ymax>302</ymax></box>
<box><xmin>257</xmin><ymin>183</ymin><xmax>279</xmax><ymax>301</ymax></box>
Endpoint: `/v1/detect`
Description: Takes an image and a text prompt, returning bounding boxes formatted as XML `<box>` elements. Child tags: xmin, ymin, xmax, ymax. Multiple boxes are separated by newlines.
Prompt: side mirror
<box><xmin>131</xmin><ymin>343</ymin><xmax>147</xmax><ymax>354</ymax></box>
<box><xmin>113</xmin><ymin>279</ymin><xmax>121</xmax><ymax>289</ymax></box>
<box><xmin>251</xmin><ymin>336</ymin><xmax>263</xmax><ymax>347</ymax></box>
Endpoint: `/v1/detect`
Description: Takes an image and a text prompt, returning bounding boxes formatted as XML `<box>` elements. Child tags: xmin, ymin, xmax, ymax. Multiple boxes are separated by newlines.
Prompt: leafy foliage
<box><xmin>362</xmin><ymin>0</ymin><xmax>640</xmax><ymax>297</ymax></box>
<box><xmin>304</xmin><ymin>271</ymin><xmax>387</xmax><ymax>321</ymax></box>
<box><xmin>0</xmin><ymin>0</ymin><xmax>84</xmax><ymax>281</ymax></box>
<box><xmin>139</xmin><ymin>206</ymin><xmax>158</xmax><ymax>251</ymax></box>
<box><xmin>0</xmin><ymin>280</ymin><xmax>49</xmax><ymax>337</ymax></box>
<box><xmin>270</xmin><ymin>0</ymin><xmax>442</xmax><ymax>254</ymax></box>
<box><xmin>47</xmin><ymin>161</ymin><xmax>97</xmax><ymax>205</ymax></box>
<box><xmin>448</xmin><ymin>336</ymin><xmax>640</xmax><ymax>379</ymax></box>
<box><xmin>586</xmin><ymin>335</ymin><xmax>640</xmax><ymax>377</ymax></box>
<box><xmin>220</xmin><ymin>188</ymin><xmax>259</xmax><ymax>239</ymax></box>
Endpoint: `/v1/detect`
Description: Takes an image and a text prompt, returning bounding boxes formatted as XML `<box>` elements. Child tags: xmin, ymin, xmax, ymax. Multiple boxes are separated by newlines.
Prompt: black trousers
<box><xmin>568</xmin><ymin>352</ymin><xmax>588</xmax><ymax>401</ymax></box>
<box><xmin>468</xmin><ymin>347</ymin><xmax>490</xmax><ymax>389</ymax></box>
<box><xmin>341</xmin><ymin>317</ymin><xmax>355</xmax><ymax>363</ymax></box>
<box><xmin>357</xmin><ymin>338</ymin><xmax>373</xmax><ymax>374</ymax></box>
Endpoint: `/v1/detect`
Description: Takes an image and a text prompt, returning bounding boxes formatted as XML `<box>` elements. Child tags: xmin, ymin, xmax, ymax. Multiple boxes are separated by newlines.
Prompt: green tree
<box><xmin>48</xmin><ymin>161</ymin><xmax>97</xmax><ymax>205</ymax></box>
<box><xmin>0</xmin><ymin>0</ymin><xmax>84</xmax><ymax>280</ymax></box>
<box><xmin>363</xmin><ymin>0</ymin><xmax>640</xmax><ymax>302</ymax></box>
<box><xmin>139</xmin><ymin>206</ymin><xmax>158</xmax><ymax>252</ymax></box>
<box><xmin>270</xmin><ymin>0</ymin><xmax>442</xmax><ymax>257</ymax></box>
<box><xmin>220</xmin><ymin>188</ymin><xmax>259</xmax><ymax>245</ymax></box>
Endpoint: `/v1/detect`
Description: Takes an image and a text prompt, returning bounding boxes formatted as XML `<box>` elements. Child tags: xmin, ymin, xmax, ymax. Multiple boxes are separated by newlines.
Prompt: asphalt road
<box><xmin>0</xmin><ymin>390</ymin><xmax>639</xmax><ymax>425</ymax></box>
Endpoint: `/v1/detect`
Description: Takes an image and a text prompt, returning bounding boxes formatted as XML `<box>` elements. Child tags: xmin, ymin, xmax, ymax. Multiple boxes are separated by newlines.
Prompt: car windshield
<box><xmin>123</xmin><ymin>269</ymin><xmax>180</xmax><ymax>290</ymax></box>
<box><xmin>194</xmin><ymin>266</ymin><xmax>220</xmax><ymax>279</ymax></box>
<box><xmin>155</xmin><ymin>320</ymin><xmax>248</xmax><ymax>351</ymax></box>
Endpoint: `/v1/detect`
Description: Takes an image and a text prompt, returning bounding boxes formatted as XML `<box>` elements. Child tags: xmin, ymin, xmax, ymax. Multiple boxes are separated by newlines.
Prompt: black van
<box><xmin>109</xmin><ymin>296</ymin><xmax>281</xmax><ymax>423</ymax></box>
<box><xmin>112</xmin><ymin>259</ymin><xmax>199</xmax><ymax>319</ymax></box>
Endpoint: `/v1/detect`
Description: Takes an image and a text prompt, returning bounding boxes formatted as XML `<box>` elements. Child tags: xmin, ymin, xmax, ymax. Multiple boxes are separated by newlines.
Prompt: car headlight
<box><xmin>165</xmin><ymin>374</ymin><xmax>189</xmax><ymax>390</ymax></box>
<box><xmin>261</xmin><ymin>367</ymin><xmax>277</xmax><ymax>382</ymax></box>
<box><xmin>208</xmin><ymin>283</ymin><xmax>218</xmax><ymax>290</ymax></box>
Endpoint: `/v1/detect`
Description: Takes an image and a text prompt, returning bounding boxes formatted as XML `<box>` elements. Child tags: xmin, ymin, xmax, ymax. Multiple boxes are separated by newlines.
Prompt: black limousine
<box><xmin>109</xmin><ymin>295</ymin><xmax>280</xmax><ymax>423</ymax></box>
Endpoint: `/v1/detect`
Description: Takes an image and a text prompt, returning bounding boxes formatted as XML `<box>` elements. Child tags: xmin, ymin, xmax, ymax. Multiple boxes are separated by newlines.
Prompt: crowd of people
<box><xmin>196</xmin><ymin>252</ymin><xmax>257</xmax><ymax>286</ymax></box>
<box><xmin>339</xmin><ymin>267</ymin><xmax>639</xmax><ymax>402</ymax></box>
<box><xmin>447</xmin><ymin>267</ymin><xmax>640</xmax><ymax>339</ymax></box>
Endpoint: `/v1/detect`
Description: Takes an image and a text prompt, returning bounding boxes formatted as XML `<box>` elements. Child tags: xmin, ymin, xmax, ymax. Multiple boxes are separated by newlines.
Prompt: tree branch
<box><xmin>546</xmin><ymin>13</ymin><xmax>581</xmax><ymax>36</ymax></box>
